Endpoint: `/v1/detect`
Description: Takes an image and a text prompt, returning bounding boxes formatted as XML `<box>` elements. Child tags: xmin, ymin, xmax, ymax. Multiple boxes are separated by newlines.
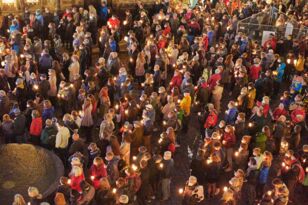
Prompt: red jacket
<box><xmin>223</xmin><ymin>132</ymin><xmax>236</xmax><ymax>148</ymax></box>
<box><xmin>208</xmin><ymin>73</ymin><xmax>221</xmax><ymax>90</ymax></box>
<box><xmin>90</xmin><ymin>164</ymin><xmax>107</xmax><ymax>189</ymax></box>
<box><xmin>70</xmin><ymin>174</ymin><xmax>85</xmax><ymax>192</ymax></box>
<box><xmin>170</xmin><ymin>74</ymin><xmax>182</xmax><ymax>89</ymax></box>
<box><xmin>30</xmin><ymin>117</ymin><xmax>42</xmax><ymax>136</ymax></box>
<box><xmin>291</xmin><ymin>108</ymin><xmax>306</xmax><ymax>124</ymax></box>
<box><xmin>163</xmin><ymin>26</ymin><xmax>171</xmax><ymax>37</ymax></box>
<box><xmin>250</xmin><ymin>65</ymin><xmax>261</xmax><ymax>81</ymax></box>
<box><xmin>204</xmin><ymin>111</ymin><xmax>218</xmax><ymax>129</ymax></box>
<box><xmin>202</xmin><ymin>36</ymin><xmax>209</xmax><ymax>51</ymax></box>
<box><xmin>107</xmin><ymin>18</ymin><xmax>120</xmax><ymax>29</ymax></box>
<box><xmin>273</xmin><ymin>107</ymin><xmax>288</xmax><ymax>120</ymax></box>
<box><xmin>263</xmin><ymin>38</ymin><xmax>277</xmax><ymax>50</ymax></box>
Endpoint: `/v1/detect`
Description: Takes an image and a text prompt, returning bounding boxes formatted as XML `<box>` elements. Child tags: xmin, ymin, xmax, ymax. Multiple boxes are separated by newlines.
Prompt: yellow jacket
<box><xmin>180</xmin><ymin>96</ymin><xmax>192</xmax><ymax>116</ymax></box>
<box><xmin>247</xmin><ymin>88</ymin><xmax>256</xmax><ymax>109</ymax></box>
<box><xmin>295</xmin><ymin>57</ymin><xmax>305</xmax><ymax>72</ymax></box>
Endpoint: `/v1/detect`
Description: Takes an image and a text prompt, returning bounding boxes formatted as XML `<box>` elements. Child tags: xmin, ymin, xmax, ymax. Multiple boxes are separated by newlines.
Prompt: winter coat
<box><xmin>99</xmin><ymin>120</ymin><xmax>114</xmax><ymax>140</ymax></box>
<box><xmin>68</xmin><ymin>61</ymin><xmax>80</xmax><ymax>82</ymax></box>
<box><xmin>225</xmin><ymin>108</ymin><xmax>238</xmax><ymax>124</ymax></box>
<box><xmin>259</xmin><ymin>165</ymin><xmax>270</xmax><ymax>184</ymax></box>
<box><xmin>70</xmin><ymin>174</ymin><xmax>85</xmax><ymax>193</ymax></box>
<box><xmin>90</xmin><ymin>164</ymin><xmax>107</xmax><ymax>189</ymax></box>
<box><xmin>223</xmin><ymin>132</ymin><xmax>236</xmax><ymax>148</ymax></box>
<box><xmin>204</xmin><ymin>111</ymin><xmax>218</xmax><ymax>129</ymax></box>
<box><xmin>40</xmin><ymin>126</ymin><xmax>57</xmax><ymax>146</ymax></box>
<box><xmin>249</xmin><ymin>64</ymin><xmax>261</xmax><ymax>81</ymax></box>
<box><xmin>180</xmin><ymin>95</ymin><xmax>192</xmax><ymax>116</ymax></box>
<box><xmin>247</xmin><ymin>88</ymin><xmax>256</xmax><ymax>109</ymax></box>
<box><xmin>48</xmin><ymin>75</ymin><xmax>57</xmax><ymax>97</ymax></box>
<box><xmin>42</xmin><ymin>107</ymin><xmax>55</xmax><ymax>122</ymax></box>
<box><xmin>120</xmin><ymin>141</ymin><xmax>131</xmax><ymax>165</ymax></box>
<box><xmin>30</xmin><ymin>117</ymin><xmax>43</xmax><ymax>136</ymax></box>
<box><xmin>39</xmin><ymin>54</ymin><xmax>53</xmax><ymax>74</ymax></box>
<box><xmin>81</xmin><ymin>103</ymin><xmax>93</xmax><ymax>127</ymax></box>
<box><xmin>13</xmin><ymin>114</ymin><xmax>26</xmax><ymax>135</ymax></box>
<box><xmin>255</xmin><ymin>132</ymin><xmax>267</xmax><ymax>152</ymax></box>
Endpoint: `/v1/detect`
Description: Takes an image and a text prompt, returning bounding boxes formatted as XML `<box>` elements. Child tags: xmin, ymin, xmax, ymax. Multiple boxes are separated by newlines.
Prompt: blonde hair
<box><xmin>12</xmin><ymin>194</ymin><xmax>26</xmax><ymax>205</ymax></box>
<box><xmin>3</xmin><ymin>114</ymin><xmax>11</xmax><ymax>122</ymax></box>
<box><xmin>99</xmin><ymin>177</ymin><xmax>111</xmax><ymax>190</ymax></box>
<box><xmin>28</xmin><ymin>186</ymin><xmax>42</xmax><ymax>199</ymax></box>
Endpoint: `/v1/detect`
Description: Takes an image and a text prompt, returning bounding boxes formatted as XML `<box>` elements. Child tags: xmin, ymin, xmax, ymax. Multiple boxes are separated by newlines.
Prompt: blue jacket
<box><xmin>259</xmin><ymin>166</ymin><xmax>269</xmax><ymax>184</ymax></box>
<box><xmin>99</xmin><ymin>6</ymin><xmax>108</xmax><ymax>19</ymax></box>
<box><xmin>110</xmin><ymin>41</ymin><xmax>117</xmax><ymax>52</ymax></box>
<box><xmin>225</xmin><ymin>107</ymin><xmax>238</xmax><ymax>124</ymax></box>
<box><xmin>9</xmin><ymin>24</ymin><xmax>19</xmax><ymax>33</ymax></box>
<box><xmin>42</xmin><ymin>107</ymin><xmax>55</xmax><ymax>122</ymax></box>
<box><xmin>36</xmin><ymin>14</ymin><xmax>44</xmax><ymax>26</ymax></box>
<box><xmin>207</xmin><ymin>31</ymin><xmax>214</xmax><ymax>46</ymax></box>
<box><xmin>275</xmin><ymin>63</ymin><xmax>286</xmax><ymax>83</ymax></box>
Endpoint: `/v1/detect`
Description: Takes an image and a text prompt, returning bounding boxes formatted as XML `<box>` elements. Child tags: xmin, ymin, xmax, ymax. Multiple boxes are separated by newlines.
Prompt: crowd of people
<box><xmin>0</xmin><ymin>0</ymin><xmax>307</xmax><ymax>205</ymax></box>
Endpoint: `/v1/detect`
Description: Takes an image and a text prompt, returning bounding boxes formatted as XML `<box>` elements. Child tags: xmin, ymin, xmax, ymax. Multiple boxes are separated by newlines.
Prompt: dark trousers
<box><xmin>55</xmin><ymin>147</ymin><xmax>68</xmax><ymax>168</ymax></box>
<box><xmin>29</xmin><ymin>135</ymin><xmax>40</xmax><ymax>146</ymax></box>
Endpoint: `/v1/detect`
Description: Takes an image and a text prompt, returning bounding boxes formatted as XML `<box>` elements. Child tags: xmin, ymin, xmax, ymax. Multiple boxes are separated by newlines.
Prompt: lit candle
<box><xmin>70</xmin><ymin>84</ymin><xmax>74</xmax><ymax>88</ymax></box>
<box><xmin>234</xmin><ymin>151</ymin><xmax>239</xmax><ymax>157</ymax></box>
<box><xmin>159</xmin><ymin>163</ymin><xmax>164</xmax><ymax>169</ymax></box>
<box><xmin>287</xmin><ymin>59</ymin><xmax>291</xmax><ymax>64</ymax></box>
<box><xmin>198</xmin><ymin>112</ymin><xmax>201</xmax><ymax>116</ymax></box>
<box><xmin>90</xmin><ymin>175</ymin><xmax>95</xmax><ymax>181</ymax></box>
<box><xmin>123</xmin><ymin>20</ymin><xmax>127</xmax><ymax>25</ymax></box>
<box><xmin>112</xmin><ymin>188</ymin><xmax>117</xmax><ymax>194</ymax></box>
<box><xmin>33</xmin><ymin>84</ymin><xmax>39</xmax><ymax>90</ymax></box>
<box><xmin>67</xmin><ymin>179</ymin><xmax>71</xmax><ymax>185</ymax></box>
<box><xmin>267</xmin><ymin>191</ymin><xmax>272</xmax><ymax>196</ymax></box>
<box><xmin>132</xmin><ymin>156</ymin><xmax>137</xmax><ymax>161</ymax></box>
<box><xmin>248</xmin><ymin>122</ymin><xmax>254</xmax><ymax>128</ymax></box>
<box><xmin>293</xmin><ymin>59</ymin><xmax>297</xmax><ymax>65</ymax></box>
<box><xmin>132</xmin><ymin>164</ymin><xmax>138</xmax><ymax>171</ymax></box>
<box><xmin>158</xmin><ymin>138</ymin><xmax>163</xmax><ymax>144</ymax></box>
<box><xmin>163</xmin><ymin>121</ymin><xmax>167</xmax><ymax>126</ymax></box>
<box><xmin>125</xmin><ymin>110</ymin><xmax>129</xmax><ymax>115</ymax></box>
<box><xmin>178</xmin><ymin>188</ymin><xmax>184</xmax><ymax>194</ymax></box>
<box><xmin>223</xmin><ymin>186</ymin><xmax>228</xmax><ymax>192</ymax></box>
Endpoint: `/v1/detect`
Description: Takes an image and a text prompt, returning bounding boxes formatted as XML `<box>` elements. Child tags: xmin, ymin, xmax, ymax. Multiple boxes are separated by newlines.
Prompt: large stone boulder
<box><xmin>0</xmin><ymin>144</ymin><xmax>64</xmax><ymax>204</ymax></box>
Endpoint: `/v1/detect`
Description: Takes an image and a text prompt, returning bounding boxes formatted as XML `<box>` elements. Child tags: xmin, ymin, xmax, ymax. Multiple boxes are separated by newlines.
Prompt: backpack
<box><xmin>292</xmin><ymin>163</ymin><xmax>306</xmax><ymax>184</ymax></box>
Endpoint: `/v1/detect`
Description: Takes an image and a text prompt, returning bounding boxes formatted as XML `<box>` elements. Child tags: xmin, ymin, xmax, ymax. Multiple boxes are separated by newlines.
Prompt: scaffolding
<box><xmin>237</xmin><ymin>11</ymin><xmax>307</xmax><ymax>42</ymax></box>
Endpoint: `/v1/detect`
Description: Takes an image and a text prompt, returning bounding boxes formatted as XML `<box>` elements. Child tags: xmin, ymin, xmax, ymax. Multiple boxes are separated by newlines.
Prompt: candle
<box><xmin>132</xmin><ymin>164</ymin><xmax>138</xmax><ymax>171</ymax></box>
<box><xmin>67</xmin><ymin>179</ymin><xmax>71</xmax><ymax>185</ymax></box>
<box><xmin>90</xmin><ymin>175</ymin><xmax>95</xmax><ymax>181</ymax></box>
<box><xmin>223</xmin><ymin>186</ymin><xmax>228</xmax><ymax>192</ymax></box>
<box><xmin>163</xmin><ymin>121</ymin><xmax>167</xmax><ymax>126</ymax></box>
<box><xmin>198</xmin><ymin>112</ymin><xmax>201</xmax><ymax>116</ymax></box>
<box><xmin>70</xmin><ymin>84</ymin><xmax>74</xmax><ymax>88</ymax></box>
<box><xmin>132</xmin><ymin>156</ymin><xmax>137</xmax><ymax>161</ymax></box>
<box><xmin>293</xmin><ymin>59</ymin><xmax>297</xmax><ymax>65</ymax></box>
<box><xmin>234</xmin><ymin>151</ymin><xmax>239</xmax><ymax>157</ymax></box>
<box><xmin>158</xmin><ymin>138</ymin><xmax>163</xmax><ymax>144</ymax></box>
<box><xmin>125</xmin><ymin>110</ymin><xmax>129</xmax><ymax>115</ymax></box>
<box><xmin>267</xmin><ymin>191</ymin><xmax>272</xmax><ymax>196</ymax></box>
<box><xmin>248</xmin><ymin>122</ymin><xmax>254</xmax><ymax>128</ymax></box>
<box><xmin>33</xmin><ymin>84</ymin><xmax>39</xmax><ymax>90</ymax></box>
<box><xmin>124</xmin><ymin>36</ymin><xmax>128</xmax><ymax>42</ymax></box>
<box><xmin>287</xmin><ymin>59</ymin><xmax>291</xmax><ymax>64</ymax></box>
<box><xmin>115</xmin><ymin>104</ymin><xmax>119</xmax><ymax>110</ymax></box>
<box><xmin>178</xmin><ymin>188</ymin><xmax>184</xmax><ymax>194</ymax></box>
<box><xmin>112</xmin><ymin>188</ymin><xmax>117</xmax><ymax>194</ymax></box>
<box><xmin>123</xmin><ymin>20</ymin><xmax>128</xmax><ymax>25</ymax></box>
<box><xmin>159</xmin><ymin>163</ymin><xmax>164</xmax><ymax>169</ymax></box>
